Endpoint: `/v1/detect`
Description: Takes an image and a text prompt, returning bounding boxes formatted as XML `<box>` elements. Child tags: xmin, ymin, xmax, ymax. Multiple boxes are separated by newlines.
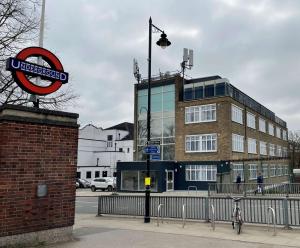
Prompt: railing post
<box><xmin>97</xmin><ymin>196</ymin><xmax>102</xmax><ymax>216</ymax></box>
<box><xmin>283</xmin><ymin>196</ymin><xmax>291</xmax><ymax>229</ymax></box>
<box><xmin>205</xmin><ymin>197</ymin><xmax>209</xmax><ymax>222</ymax></box>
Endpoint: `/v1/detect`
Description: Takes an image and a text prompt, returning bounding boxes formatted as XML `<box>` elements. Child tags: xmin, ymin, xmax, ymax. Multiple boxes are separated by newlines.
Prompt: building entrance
<box><xmin>166</xmin><ymin>170</ymin><xmax>174</xmax><ymax>191</ymax></box>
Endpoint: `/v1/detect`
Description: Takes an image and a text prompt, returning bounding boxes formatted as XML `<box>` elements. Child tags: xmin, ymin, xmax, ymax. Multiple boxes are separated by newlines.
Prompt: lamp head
<box><xmin>156</xmin><ymin>32</ymin><xmax>171</xmax><ymax>49</ymax></box>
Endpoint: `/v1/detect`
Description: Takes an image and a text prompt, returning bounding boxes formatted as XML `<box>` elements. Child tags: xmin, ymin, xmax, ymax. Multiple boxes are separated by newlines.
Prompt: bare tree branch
<box><xmin>0</xmin><ymin>0</ymin><xmax>78</xmax><ymax>110</ymax></box>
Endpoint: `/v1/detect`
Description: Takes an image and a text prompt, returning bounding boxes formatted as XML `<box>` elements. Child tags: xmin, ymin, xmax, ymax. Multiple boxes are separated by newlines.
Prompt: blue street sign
<box><xmin>143</xmin><ymin>145</ymin><xmax>160</xmax><ymax>154</ymax></box>
<box><xmin>151</xmin><ymin>154</ymin><xmax>161</xmax><ymax>161</ymax></box>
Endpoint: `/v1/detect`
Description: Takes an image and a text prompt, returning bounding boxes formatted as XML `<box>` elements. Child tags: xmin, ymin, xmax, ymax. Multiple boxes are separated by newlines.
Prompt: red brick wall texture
<box><xmin>0</xmin><ymin>120</ymin><xmax>78</xmax><ymax>237</ymax></box>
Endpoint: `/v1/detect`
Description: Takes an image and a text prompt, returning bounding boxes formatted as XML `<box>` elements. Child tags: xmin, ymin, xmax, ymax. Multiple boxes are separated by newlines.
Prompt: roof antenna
<box><xmin>181</xmin><ymin>48</ymin><xmax>194</xmax><ymax>100</ymax></box>
<box><xmin>133</xmin><ymin>58</ymin><xmax>141</xmax><ymax>83</ymax></box>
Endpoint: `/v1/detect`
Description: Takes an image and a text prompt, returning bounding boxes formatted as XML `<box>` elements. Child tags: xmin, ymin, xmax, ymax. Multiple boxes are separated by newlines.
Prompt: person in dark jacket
<box><xmin>255</xmin><ymin>172</ymin><xmax>264</xmax><ymax>195</ymax></box>
<box><xmin>236</xmin><ymin>173</ymin><xmax>241</xmax><ymax>192</ymax></box>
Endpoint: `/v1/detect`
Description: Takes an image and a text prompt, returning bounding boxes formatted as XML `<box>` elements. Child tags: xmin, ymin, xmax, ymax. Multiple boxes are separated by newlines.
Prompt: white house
<box><xmin>77</xmin><ymin>122</ymin><xmax>133</xmax><ymax>181</ymax></box>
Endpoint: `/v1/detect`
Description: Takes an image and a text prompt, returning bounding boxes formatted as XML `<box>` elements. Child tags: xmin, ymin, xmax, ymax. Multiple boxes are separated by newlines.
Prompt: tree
<box><xmin>0</xmin><ymin>0</ymin><xmax>77</xmax><ymax>109</ymax></box>
<box><xmin>289</xmin><ymin>131</ymin><xmax>300</xmax><ymax>170</ymax></box>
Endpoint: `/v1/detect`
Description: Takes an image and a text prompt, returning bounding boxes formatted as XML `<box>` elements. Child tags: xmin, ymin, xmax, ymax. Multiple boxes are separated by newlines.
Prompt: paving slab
<box><xmin>49</xmin><ymin>214</ymin><xmax>300</xmax><ymax>248</ymax></box>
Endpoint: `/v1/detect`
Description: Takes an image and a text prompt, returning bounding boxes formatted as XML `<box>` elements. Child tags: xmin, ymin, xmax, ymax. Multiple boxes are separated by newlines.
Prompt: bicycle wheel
<box><xmin>236</xmin><ymin>211</ymin><xmax>242</xmax><ymax>234</ymax></box>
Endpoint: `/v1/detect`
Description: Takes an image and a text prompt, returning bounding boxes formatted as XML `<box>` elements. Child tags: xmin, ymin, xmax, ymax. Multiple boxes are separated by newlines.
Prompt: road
<box><xmin>76</xmin><ymin>196</ymin><xmax>98</xmax><ymax>215</ymax></box>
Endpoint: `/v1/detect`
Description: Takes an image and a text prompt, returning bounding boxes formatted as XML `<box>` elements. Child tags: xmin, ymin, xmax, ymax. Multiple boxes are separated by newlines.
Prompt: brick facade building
<box><xmin>117</xmin><ymin>74</ymin><xmax>289</xmax><ymax>192</ymax></box>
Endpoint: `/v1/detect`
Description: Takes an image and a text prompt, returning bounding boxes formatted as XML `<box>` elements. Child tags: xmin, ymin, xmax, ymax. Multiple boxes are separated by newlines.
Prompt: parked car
<box><xmin>76</xmin><ymin>181</ymin><xmax>80</xmax><ymax>188</ymax></box>
<box><xmin>90</xmin><ymin>177</ymin><xmax>116</xmax><ymax>192</ymax></box>
<box><xmin>76</xmin><ymin>178</ymin><xmax>91</xmax><ymax>188</ymax></box>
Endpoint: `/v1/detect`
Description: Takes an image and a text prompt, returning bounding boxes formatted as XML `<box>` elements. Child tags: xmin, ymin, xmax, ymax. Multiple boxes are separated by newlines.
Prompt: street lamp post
<box><xmin>144</xmin><ymin>17</ymin><xmax>171</xmax><ymax>223</ymax></box>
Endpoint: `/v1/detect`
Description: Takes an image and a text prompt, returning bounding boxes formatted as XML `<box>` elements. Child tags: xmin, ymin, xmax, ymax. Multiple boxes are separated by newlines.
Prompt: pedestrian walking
<box><xmin>236</xmin><ymin>173</ymin><xmax>241</xmax><ymax>193</ymax></box>
<box><xmin>255</xmin><ymin>172</ymin><xmax>264</xmax><ymax>195</ymax></box>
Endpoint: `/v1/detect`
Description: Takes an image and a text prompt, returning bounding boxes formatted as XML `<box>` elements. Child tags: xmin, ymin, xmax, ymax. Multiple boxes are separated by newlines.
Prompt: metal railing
<box><xmin>208</xmin><ymin>183</ymin><xmax>300</xmax><ymax>197</ymax></box>
<box><xmin>267</xmin><ymin>207</ymin><xmax>276</xmax><ymax>236</ymax></box>
<box><xmin>97</xmin><ymin>195</ymin><xmax>300</xmax><ymax>227</ymax></box>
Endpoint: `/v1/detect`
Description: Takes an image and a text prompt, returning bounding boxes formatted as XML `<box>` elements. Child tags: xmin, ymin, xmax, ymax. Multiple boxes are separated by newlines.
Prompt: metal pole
<box><xmin>32</xmin><ymin>0</ymin><xmax>46</xmax><ymax>108</ymax></box>
<box><xmin>144</xmin><ymin>17</ymin><xmax>152</xmax><ymax>223</ymax></box>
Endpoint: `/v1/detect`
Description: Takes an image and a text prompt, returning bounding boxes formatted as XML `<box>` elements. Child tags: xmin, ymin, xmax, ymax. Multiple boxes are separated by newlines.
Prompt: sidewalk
<box><xmin>48</xmin><ymin>213</ymin><xmax>300</xmax><ymax>248</ymax></box>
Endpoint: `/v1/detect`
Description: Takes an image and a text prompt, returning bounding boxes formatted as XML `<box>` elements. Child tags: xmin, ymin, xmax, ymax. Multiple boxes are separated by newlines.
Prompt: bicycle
<box><xmin>231</xmin><ymin>197</ymin><xmax>243</xmax><ymax>234</ymax></box>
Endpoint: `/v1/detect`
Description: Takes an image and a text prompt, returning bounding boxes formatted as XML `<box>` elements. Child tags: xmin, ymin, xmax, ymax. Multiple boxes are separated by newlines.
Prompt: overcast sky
<box><xmin>42</xmin><ymin>0</ymin><xmax>300</xmax><ymax>131</ymax></box>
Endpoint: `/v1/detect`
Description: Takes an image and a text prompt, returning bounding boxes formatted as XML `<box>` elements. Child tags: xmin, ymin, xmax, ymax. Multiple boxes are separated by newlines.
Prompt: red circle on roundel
<box><xmin>15</xmin><ymin>47</ymin><xmax>65</xmax><ymax>95</ymax></box>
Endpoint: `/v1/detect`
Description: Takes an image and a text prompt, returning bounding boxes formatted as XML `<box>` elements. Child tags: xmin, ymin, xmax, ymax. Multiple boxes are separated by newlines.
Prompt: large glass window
<box><xmin>185</xmin><ymin>134</ymin><xmax>217</xmax><ymax>152</ymax></box>
<box><xmin>249</xmin><ymin>164</ymin><xmax>257</xmax><ymax>180</ymax></box>
<box><xmin>276</xmin><ymin>127</ymin><xmax>281</xmax><ymax>139</ymax></box>
<box><xmin>185</xmin><ymin>104</ymin><xmax>216</xmax><ymax>124</ymax></box>
<box><xmin>269</xmin><ymin>144</ymin><xmax>275</xmax><ymax>156</ymax></box>
<box><xmin>282</xmin><ymin>130</ymin><xmax>287</xmax><ymax>141</ymax></box>
<box><xmin>121</xmin><ymin>170</ymin><xmax>158</xmax><ymax>192</ymax></box>
<box><xmin>247</xmin><ymin>112</ymin><xmax>256</xmax><ymax>129</ymax></box>
<box><xmin>232</xmin><ymin>134</ymin><xmax>244</xmax><ymax>152</ymax></box>
<box><xmin>232</xmin><ymin>163</ymin><xmax>244</xmax><ymax>182</ymax></box>
<box><xmin>137</xmin><ymin>84</ymin><xmax>175</xmax><ymax>161</ymax></box>
<box><xmin>270</xmin><ymin>164</ymin><xmax>276</xmax><ymax>177</ymax></box>
<box><xmin>185</xmin><ymin>165</ymin><xmax>217</xmax><ymax>181</ymax></box>
<box><xmin>248</xmin><ymin>138</ymin><xmax>257</xmax><ymax>154</ymax></box>
<box><xmin>262</xmin><ymin>164</ymin><xmax>268</xmax><ymax>178</ymax></box>
<box><xmin>231</xmin><ymin>104</ymin><xmax>243</xmax><ymax>124</ymax></box>
<box><xmin>259</xmin><ymin>141</ymin><xmax>267</xmax><ymax>155</ymax></box>
<box><xmin>268</xmin><ymin>123</ymin><xmax>274</xmax><ymax>136</ymax></box>
<box><xmin>259</xmin><ymin>118</ymin><xmax>266</xmax><ymax>133</ymax></box>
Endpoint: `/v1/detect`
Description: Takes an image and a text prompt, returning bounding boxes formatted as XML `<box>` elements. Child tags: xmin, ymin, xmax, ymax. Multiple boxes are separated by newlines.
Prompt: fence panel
<box><xmin>97</xmin><ymin>195</ymin><xmax>300</xmax><ymax>226</ymax></box>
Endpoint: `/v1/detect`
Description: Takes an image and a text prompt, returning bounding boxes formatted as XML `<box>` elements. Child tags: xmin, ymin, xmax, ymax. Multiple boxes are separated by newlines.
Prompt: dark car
<box><xmin>76</xmin><ymin>178</ymin><xmax>91</xmax><ymax>188</ymax></box>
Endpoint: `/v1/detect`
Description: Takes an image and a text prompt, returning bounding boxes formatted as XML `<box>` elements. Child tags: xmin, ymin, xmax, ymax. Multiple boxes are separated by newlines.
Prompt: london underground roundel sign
<box><xmin>6</xmin><ymin>47</ymin><xmax>69</xmax><ymax>96</ymax></box>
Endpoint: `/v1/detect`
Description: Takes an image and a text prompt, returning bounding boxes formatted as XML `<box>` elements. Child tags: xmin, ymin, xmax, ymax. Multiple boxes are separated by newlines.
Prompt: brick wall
<box><xmin>0</xmin><ymin>105</ymin><xmax>78</xmax><ymax>238</ymax></box>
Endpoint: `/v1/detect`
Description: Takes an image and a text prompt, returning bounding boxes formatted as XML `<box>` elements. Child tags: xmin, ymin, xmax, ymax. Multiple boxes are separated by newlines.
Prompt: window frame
<box><xmin>259</xmin><ymin>118</ymin><xmax>266</xmax><ymax>133</ymax></box>
<box><xmin>185</xmin><ymin>134</ymin><xmax>217</xmax><ymax>153</ymax></box>
<box><xmin>185</xmin><ymin>104</ymin><xmax>216</xmax><ymax>124</ymax></box>
<box><xmin>232</xmin><ymin>133</ymin><xmax>244</xmax><ymax>152</ymax></box>
<box><xmin>231</xmin><ymin>104</ymin><xmax>243</xmax><ymax>125</ymax></box>
<box><xmin>259</xmin><ymin>141</ymin><xmax>267</xmax><ymax>155</ymax></box>
<box><xmin>248</xmin><ymin>138</ymin><xmax>257</xmax><ymax>154</ymax></box>
<box><xmin>185</xmin><ymin>165</ymin><xmax>217</xmax><ymax>182</ymax></box>
<box><xmin>247</xmin><ymin>112</ymin><xmax>256</xmax><ymax>129</ymax></box>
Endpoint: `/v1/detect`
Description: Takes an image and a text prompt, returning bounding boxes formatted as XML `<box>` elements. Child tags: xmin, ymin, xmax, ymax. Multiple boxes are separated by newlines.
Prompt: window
<box><xmin>276</xmin><ymin>127</ymin><xmax>281</xmax><ymax>139</ymax></box>
<box><xmin>185</xmin><ymin>134</ymin><xmax>217</xmax><ymax>152</ymax></box>
<box><xmin>262</xmin><ymin>164</ymin><xmax>268</xmax><ymax>178</ymax></box>
<box><xmin>249</xmin><ymin>164</ymin><xmax>257</xmax><ymax>180</ymax></box>
<box><xmin>247</xmin><ymin>112</ymin><xmax>256</xmax><ymax>129</ymax></box>
<box><xmin>232</xmin><ymin>163</ymin><xmax>244</xmax><ymax>182</ymax></box>
<box><xmin>277</xmin><ymin>165</ymin><xmax>283</xmax><ymax>176</ymax></box>
<box><xmin>127</xmin><ymin>148</ymin><xmax>130</xmax><ymax>153</ymax></box>
<box><xmin>268</xmin><ymin>123</ymin><xmax>274</xmax><ymax>136</ymax></box>
<box><xmin>119</xmin><ymin>148</ymin><xmax>123</xmax><ymax>152</ymax></box>
<box><xmin>231</xmin><ymin>104</ymin><xmax>243</xmax><ymax>124</ymax></box>
<box><xmin>270</xmin><ymin>164</ymin><xmax>276</xmax><ymax>177</ymax></box>
<box><xmin>86</xmin><ymin>171</ymin><xmax>91</xmax><ymax>179</ymax></box>
<box><xmin>277</xmin><ymin>145</ymin><xmax>282</xmax><ymax>157</ymax></box>
<box><xmin>107</xmin><ymin>135</ymin><xmax>113</xmax><ymax>147</ymax></box>
<box><xmin>185</xmin><ymin>104</ymin><xmax>216</xmax><ymax>123</ymax></box>
<box><xmin>285</xmin><ymin>165</ymin><xmax>289</xmax><ymax>175</ymax></box>
<box><xmin>185</xmin><ymin>165</ymin><xmax>217</xmax><ymax>181</ymax></box>
<box><xmin>248</xmin><ymin>138</ymin><xmax>257</xmax><ymax>154</ymax></box>
<box><xmin>259</xmin><ymin>141</ymin><xmax>267</xmax><ymax>155</ymax></box>
<box><xmin>232</xmin><ymin>134</ymin><xmax>244</xmax><ymax>152</ymax></box>
<box><xmin>102</xmin><ymin>171</ymin><xmax>107</xmax><ymax>177</ymax></box>
<box><xmin>282</xmin><ymin>147</ymin><xmax>288</xmax><ymax>157</ymax></box>
<box><xmin>282</xmin><ymin>130</ymin><xmax>287</xmax><ymax>141</ymax></box>
<box><xmin>269</xmin><ymin>144</ymin><xmax>275</xmax><ymax>156</ymax></box>
<box><xmin>76</xmin><ymin>172</ymin><xmax>81</xmax><ymax>179</ymax></box>
<box><xmin>95</xmin><ymin>171</ymin><xmax>100</xmax><ymax>178</ymax></box>
<box><xmin>259</xmin><ymin>118</ymin><xmax>266</xmax><ymax>133</ymax></box>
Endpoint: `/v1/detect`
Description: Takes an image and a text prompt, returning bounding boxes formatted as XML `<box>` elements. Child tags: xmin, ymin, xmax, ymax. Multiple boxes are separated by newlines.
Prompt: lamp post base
<box><xmin>144</xmin><ymin>188</ymin><xmax>151</xmax><ymax>223</ymax></box>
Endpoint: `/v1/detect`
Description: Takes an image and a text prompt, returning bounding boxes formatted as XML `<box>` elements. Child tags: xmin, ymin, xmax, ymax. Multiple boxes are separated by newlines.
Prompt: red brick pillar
<box><xmin>0</xmin><ymin>104</ymin><xmax>79</xmax><ymax>247</ymax></box>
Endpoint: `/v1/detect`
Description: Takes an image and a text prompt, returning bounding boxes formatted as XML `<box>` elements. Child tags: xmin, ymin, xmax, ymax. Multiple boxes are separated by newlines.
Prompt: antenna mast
<box><xmin>133</xmin><ymin>58</ymin><xmax>141</xmax><ymax>83</ymax></box>
<box><xmin>181</xmin><ymin>48</ymin><xmax>194</xmax><ymax>100</ymax></box>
